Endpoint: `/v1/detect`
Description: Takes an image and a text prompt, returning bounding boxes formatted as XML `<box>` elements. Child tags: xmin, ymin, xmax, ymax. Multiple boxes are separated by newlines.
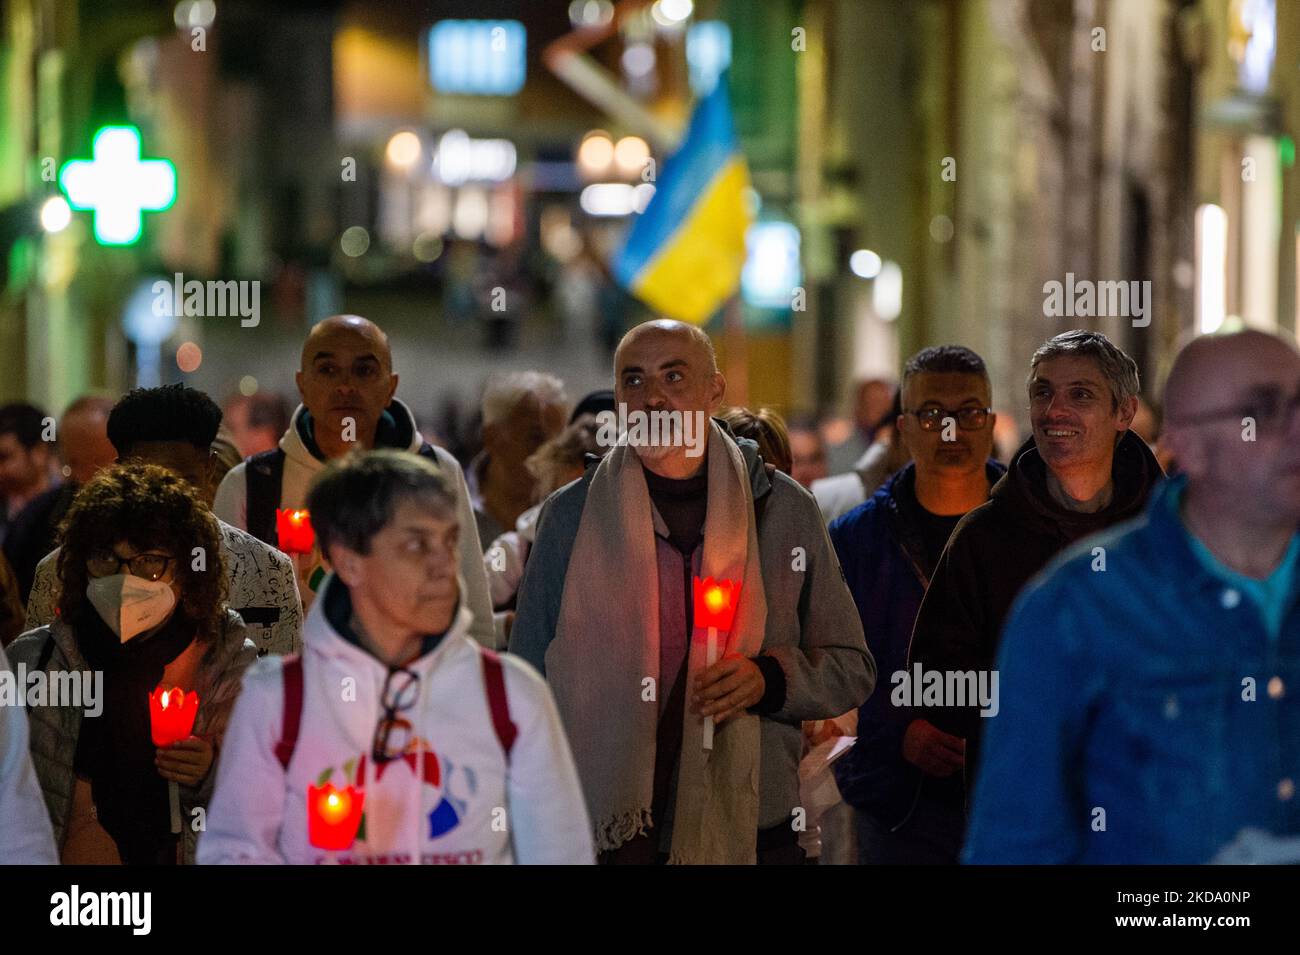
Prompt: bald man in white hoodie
<box><xmin>213</xmin><ymin>315</ymin><xmax>496</xmax><ymax>647</ymax></box>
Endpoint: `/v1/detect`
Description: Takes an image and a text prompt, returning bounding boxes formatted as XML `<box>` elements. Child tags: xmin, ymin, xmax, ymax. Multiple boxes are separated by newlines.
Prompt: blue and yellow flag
<box><xmin>612</xmin><ymin>76</ymin><xmax>752</xmax><ymax>324</ymax></box>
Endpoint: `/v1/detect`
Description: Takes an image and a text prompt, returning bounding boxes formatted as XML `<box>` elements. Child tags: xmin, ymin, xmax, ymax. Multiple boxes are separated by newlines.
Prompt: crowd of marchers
<box><xmin>1</xmin><ymin>312</ymin><xmax>1298</xmax><ymax>865</ymax></box>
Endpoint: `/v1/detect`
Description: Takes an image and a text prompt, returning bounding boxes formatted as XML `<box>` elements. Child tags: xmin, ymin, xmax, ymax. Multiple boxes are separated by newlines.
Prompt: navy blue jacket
<box><xmin>828</xmin><ymin>461</ymin><xmax>1004</xmax><ymax>827</ymax></box>
<box><xmin>966</xmin><ymin>475</ymin><xmax>1300</xmax><ymax>863</ymax></box>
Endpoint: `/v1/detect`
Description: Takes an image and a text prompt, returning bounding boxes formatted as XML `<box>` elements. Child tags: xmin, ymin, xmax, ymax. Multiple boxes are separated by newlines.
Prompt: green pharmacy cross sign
<box><xmin>59</xmin><ymin>126</ymin><xmax>176</xmax><ymax>246</ymax></box>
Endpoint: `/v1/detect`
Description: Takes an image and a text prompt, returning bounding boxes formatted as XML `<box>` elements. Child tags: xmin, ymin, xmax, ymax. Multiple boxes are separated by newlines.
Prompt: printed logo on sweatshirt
<box><xmin>312</xmin><ymin>739</ymin><xmax>483</xmax><ymax>862</ymax></box>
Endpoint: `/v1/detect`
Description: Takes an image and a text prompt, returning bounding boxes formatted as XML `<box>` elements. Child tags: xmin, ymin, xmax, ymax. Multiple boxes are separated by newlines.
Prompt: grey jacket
<box><xmin>8</xmin><ymin>610</ymin><xmax>256</xmax><ymax>863</ymax></box>
<box><xmin>510</xmin><ymin>436</ymin><xmax>876</xmax><ymax>831</ymax></box>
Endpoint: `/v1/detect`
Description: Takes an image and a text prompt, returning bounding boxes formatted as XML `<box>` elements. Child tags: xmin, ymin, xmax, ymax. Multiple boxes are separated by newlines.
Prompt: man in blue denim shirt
<box><xmin>966</xmin><ymin>330</ymin><xmax>1300</xmax><ymax>863</ymax></box>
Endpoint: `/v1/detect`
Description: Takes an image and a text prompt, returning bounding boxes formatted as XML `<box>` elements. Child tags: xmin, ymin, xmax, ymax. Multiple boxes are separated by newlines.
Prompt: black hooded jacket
<box><xmin>907</xmin><ymin>430</ymin><xmax>1163</xmax><ymax>750</ymax></box>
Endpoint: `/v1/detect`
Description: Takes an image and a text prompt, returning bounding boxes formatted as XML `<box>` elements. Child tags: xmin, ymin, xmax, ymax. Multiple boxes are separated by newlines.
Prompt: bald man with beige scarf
<box><xmin>510</xmin><ymin>320</ymin><xmax>875</xmax><ymax>864</ymax></box>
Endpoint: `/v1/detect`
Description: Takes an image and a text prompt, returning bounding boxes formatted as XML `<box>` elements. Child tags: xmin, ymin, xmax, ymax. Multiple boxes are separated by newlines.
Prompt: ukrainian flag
<box><xmin>612</xmin><ymin>75</ymin><xmax>753</xmax><ymax>324</ymax></box>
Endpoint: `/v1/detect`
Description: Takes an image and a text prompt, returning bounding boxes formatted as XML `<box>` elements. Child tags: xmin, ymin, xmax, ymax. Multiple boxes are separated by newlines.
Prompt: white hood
<box><xmin>280</xmin><ymin>397</ymin><xmax>425</xmax><ymax>474</ymax></box>
<box><xmin>198</xmin><ymin>574</ymin><xmax>595</xmax><ymax>865</ymax></box>
<box><xmin>302</xmin><ymin>573</ymin><xmax>473</xmax><ymax>665</ymax></box>
<box><xmin>212</xmin><ymin>397</ymin><xmax>501</xmax><ymax>649</ymax></box>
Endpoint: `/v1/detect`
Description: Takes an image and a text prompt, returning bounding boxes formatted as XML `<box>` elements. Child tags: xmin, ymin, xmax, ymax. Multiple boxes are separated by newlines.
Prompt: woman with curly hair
<box><xmin>8</xmin><ymin>462</ymin><xmax>255</xmax><ymax>864</ymax></box>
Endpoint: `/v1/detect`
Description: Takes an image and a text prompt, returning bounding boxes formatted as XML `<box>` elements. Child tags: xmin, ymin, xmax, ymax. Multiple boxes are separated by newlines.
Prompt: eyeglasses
<box><xmin>372</xmin><ymin>666</ymin><xmax>420</xmax><ymax>765</ymax></box>
<box><xmin>906</xmin><ymin>407</ymin><xmax>993</xmax><ymax>432</ymax></box>
<box><xmin>86</xmin><ymin>552</ymin><xmax>174</xmax><ymax>582</ymax></box>
<box><xmin>1182</xmin><ymin>386</ymin><xmax>1300</xmax><ymax>433</ymax></box>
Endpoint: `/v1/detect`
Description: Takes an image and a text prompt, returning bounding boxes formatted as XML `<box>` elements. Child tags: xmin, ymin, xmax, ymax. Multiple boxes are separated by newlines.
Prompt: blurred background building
<box><xmin>1</xmin><ymin>0</ymin><xmax>1297</xmax><ymax>461</ymax></box>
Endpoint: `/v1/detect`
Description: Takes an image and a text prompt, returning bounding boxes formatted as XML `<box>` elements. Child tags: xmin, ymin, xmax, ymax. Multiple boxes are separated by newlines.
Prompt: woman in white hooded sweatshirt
<box><xmin>199</xmin><ymin>450</ymin><xmax>593</xmax><ymax>865</ymax></box>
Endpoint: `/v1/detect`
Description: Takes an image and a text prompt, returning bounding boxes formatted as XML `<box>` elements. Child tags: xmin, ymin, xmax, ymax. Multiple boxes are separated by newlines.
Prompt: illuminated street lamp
<box><xmin>614</xmin><ymin>136</ymin><xmax>650</xmax><ymax>177</ymax></box>
<box><xmin>577</xmin><ymin>131</ymin><xmax>615</xmax><ymax>180</ymax></box>
<box><xmin>386</xmin><ymin>130</ymin><xmax>422</xmax><ymax>170</ymax></box>
<box><xmin>652</xmin><ymin>0</ymin><xmax>694</xmax><ymax>27</ymax></box>
<box><xmin>40</xmin><ymin>196</ymin><xmax>72</xmax><ymax>233</ymax></box>
<box><xmin>849</xmin><ymin>249</ymin><xmax>882</xmax><ymax>279</ymax></box>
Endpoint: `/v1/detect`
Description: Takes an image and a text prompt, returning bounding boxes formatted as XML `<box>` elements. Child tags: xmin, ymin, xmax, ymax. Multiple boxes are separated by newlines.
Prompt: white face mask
<box><xmin>85</xmin><ymin>574</ymin><xmax>178</xmax><ymax>642</ymax></box>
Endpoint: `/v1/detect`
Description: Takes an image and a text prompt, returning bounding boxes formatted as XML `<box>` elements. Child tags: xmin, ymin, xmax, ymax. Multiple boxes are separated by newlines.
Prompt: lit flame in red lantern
<box><xmin>275</xmin><ymin>508</ymin><xmax>316</xmax><ymax>554</ymax></box>
<box><xmin>148</xmin><ymin>686</ymin><xmax>199</xmax><ymax>747</ymax></box>
<box><xmin>693</xmin><ymin>576</ymin><xmax>740</xmax><ymax>631</ymax></box>
<box><xmin>307</xmin><ymin>783</ymin><xmax>365</xmax><ymax>850</ymax></box>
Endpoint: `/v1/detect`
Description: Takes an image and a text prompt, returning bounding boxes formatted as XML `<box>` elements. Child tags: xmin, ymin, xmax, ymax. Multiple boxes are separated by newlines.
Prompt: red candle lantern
<box><xmin>693</xmin><ymin>576</ymin><xmax>740</xmax><ymax>631</ymax></box>
<box><xmin>148</xmin><ymin>686</ymin><xmax>199</xmax><ymax>746</ymax></box>
<box><xmin>149</xmin><ymin>686</ymin><xmax>200</xmax><ymax>834</ymax></box>
<box><xmin>276</xmin><ymin>508</ymin><xmax>316</xmax><ymax>555</ymax></box>
<box><xmin>693</xmin><ymin>576</ymin><xmax>741</xmax><ymax>752</ymax></box>
<box><xmin>308</xmin><ymin>784</ymin><xmax>365</xmax><ymax>851</ymax></box>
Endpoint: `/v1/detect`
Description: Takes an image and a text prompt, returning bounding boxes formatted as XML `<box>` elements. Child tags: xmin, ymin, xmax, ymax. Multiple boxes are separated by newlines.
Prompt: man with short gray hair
<box><xmin>468</xmin><ymin>371</ymin><xmax>569</xmax><ymax>548</ymax></box>
<box><xmin>908</xmin><ymin>329</ymin><xmax>1162</xmax><ymax>792</ymax></box>
<box><xmin>967</xmin><ymin>329</ymin><xmax>1300</xmax><ymax>862</ymax></box>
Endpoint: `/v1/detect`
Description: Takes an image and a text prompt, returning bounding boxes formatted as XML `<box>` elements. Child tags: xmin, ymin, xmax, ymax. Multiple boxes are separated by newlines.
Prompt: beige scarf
<box><xmin>545</xmin><ymin>419</ymin><xmax>767</xmax><ymax>864</ymax></box>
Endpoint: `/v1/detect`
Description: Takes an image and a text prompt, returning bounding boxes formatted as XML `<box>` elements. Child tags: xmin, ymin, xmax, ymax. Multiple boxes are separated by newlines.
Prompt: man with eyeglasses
<box><xmin>829</xmin><ymin>346</ymin><xmax>1005</xmax><ymax>864</ymax></box>
<box><xmin>200</xmin><ymin>450</ymin><xmax>593</xmax><ymax>865</ymax></box>
<box><xmin>967</xmin><ymin>329</ymin><xmax>1300</xmax><ymax>862</ymax></box>
<box><xmin>908</xmin><ymin>330</ymin><xmax>1162</xmax><ymax>802</ymax></box>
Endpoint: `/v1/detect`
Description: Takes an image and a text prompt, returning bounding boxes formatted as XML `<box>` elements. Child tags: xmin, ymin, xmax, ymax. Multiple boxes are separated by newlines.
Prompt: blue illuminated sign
<box><xmin>429</xmin><ymin>20</ymin><xmax>526</xmax><ymax>95</ymax></box>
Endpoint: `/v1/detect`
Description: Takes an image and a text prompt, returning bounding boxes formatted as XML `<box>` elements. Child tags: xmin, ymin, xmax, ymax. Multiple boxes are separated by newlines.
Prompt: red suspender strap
<box><xmin>481</xmin><ymin>650</ymin><xmax>517</xmax><ymax>762</ymax></box>
<box><xmin>275</xmin><ymin>656</ymin><xmax>304</xmax><ymax>771</ymax></box>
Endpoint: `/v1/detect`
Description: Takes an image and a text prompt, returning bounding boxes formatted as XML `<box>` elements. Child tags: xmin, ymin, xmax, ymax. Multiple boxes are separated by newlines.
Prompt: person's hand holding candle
<box><xmin>691</xmin><ymin>576</ymin><xmax>745</xmax><ymax>748</ymax></box>
<box><xmin>692</xmin><ymin>654</ymin><xmax>766</xmax><ymax>724</ymax></box>
<box><xmin>149</xmin><ymin>686</ymin><xmax>201</xmax><ymax>832</ymax></box>
<box><xmin>156</xmin><ymin>735</ymin><xmax>214</xmax><ymax>786</ymax></box>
